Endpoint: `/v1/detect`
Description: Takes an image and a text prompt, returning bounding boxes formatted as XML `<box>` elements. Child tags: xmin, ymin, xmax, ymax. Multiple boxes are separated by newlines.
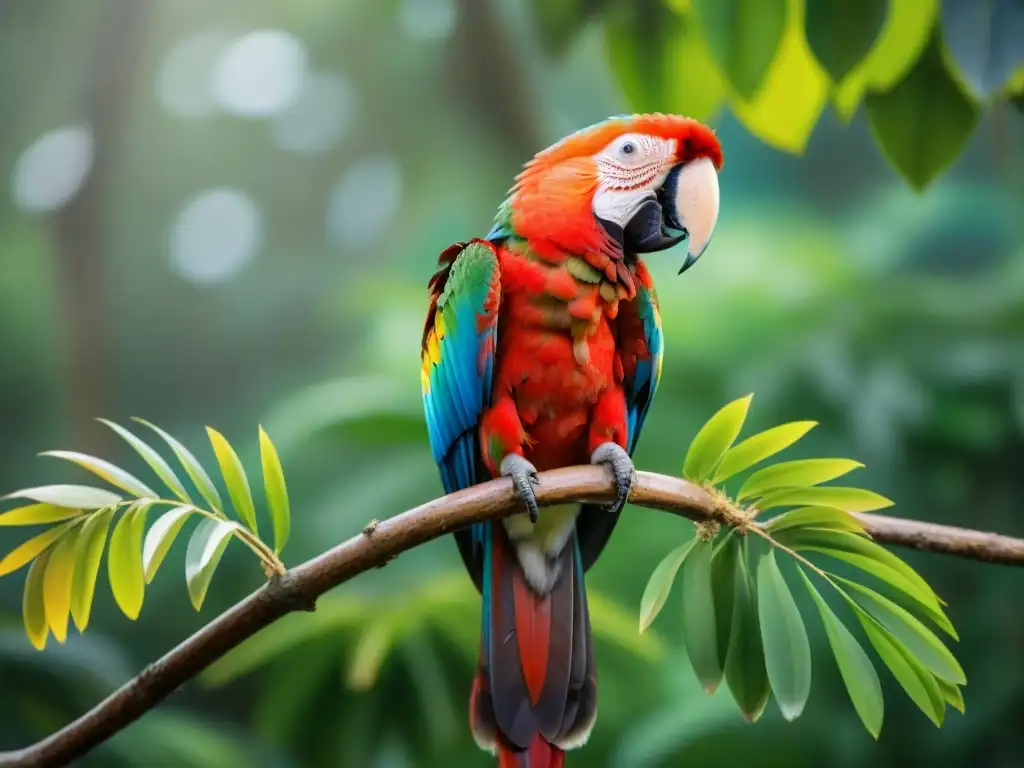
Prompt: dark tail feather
<box><xmin>469</xmin><ymin>523</ymin><xmax>598</xmax><ymax>765</ymax></box>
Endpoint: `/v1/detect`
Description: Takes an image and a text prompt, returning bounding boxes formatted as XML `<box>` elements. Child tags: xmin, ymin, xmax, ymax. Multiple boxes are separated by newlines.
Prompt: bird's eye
<box><xmin>621</xmin><ymin>141</ymin><xmax>636</xmax><ymax>156</ymax></box>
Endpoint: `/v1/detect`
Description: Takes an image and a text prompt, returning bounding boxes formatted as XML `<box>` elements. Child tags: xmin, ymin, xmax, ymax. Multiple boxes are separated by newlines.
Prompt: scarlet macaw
<box><xmin>421</xmin><ymin>114</ymin><xmax>723</xmax><ymax>766</ymax></box>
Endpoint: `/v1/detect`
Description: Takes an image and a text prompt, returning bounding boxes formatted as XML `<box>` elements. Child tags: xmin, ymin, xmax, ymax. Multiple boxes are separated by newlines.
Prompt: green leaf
<box><xmin>729</xmin><ymin>0</ymin><xmax>830</xmax><ymax>153</ymax></box>
<box><xmin>529</xmin><ymin>0</ymin><xmax>591</xmax><ymax>57</ymax></box>
<box><xmin>639</xmin><ymin>537</ymin><xmax>697</xmax><ymax>633</ymax></box>
<box><xmin>805</xmin><ymin>0</ymin><xmax>888</xmax><ymax>82</ymax></box>
<box><xmin>0</xmin><ymin>520</ymin><xmax>79</xmax><ymax>577</ymax></box>
<box><xmin>23</xmin><ymin>548</ymin><xmax>52</xmax><ymax>650</ymax></box>
<box><xmin>258</xmin><ymin>426</ymin><xmax>290</xmax><ymax>554</ymax></box>
<box><xmin>757</xmin><ymin>551</ymin><xmax>811</xmax><ymax>721</ymax></box>
<box><xmin>681</xmin><ymin>537</ymin><xmax>721</xmax><ymax>692</ymax></box>
<box><xmin>143</xmin><ymin>505</ymin><xmax>195</xmax><ymax>583</ymax></box>
<box><xmin>185</xmin><ymin>517</ymin><xmax>239</xmax><ymax>611</ymax></box>
<box><xmin>859</xmin><ymin>616</ymin><xmax>945</xmax><ymax>726</ymax></box>
<box><xmin>606</xmin><ymin>1</ymin><xmax>726</xmax><ymax>122</ymax></box>
<box><xmin>937</xmin><ymin>677</ymin><xmax>965</xmax><ymax>714</ymax></box>
<box><xmin>4</xmin><ymin>485</ymin><xmax>121</xmax><ymax>509</ymax></box>
<box><xmin>70</xmin><ymin>507</ymin><xmax>115</xmax><ymax>632</ymax></box>
<box><xmin>772</xmin><ymin>527</ymin><xmax>943</xmax><ymax>614</ymax></box>
<box><xmin>99</xmin><ymin>419</ymin><xmax>192</xmax><ymax>504</ymax></box>
<box><xmin>710</xmin><ymin>535</ymin><xmax>739</xmax><ymax>667</ymax></box>
<box><xmin>941</xmin><ymin>0</ymin><xmax>1024</xmax><ymax>99</ymax></box>
<box><xmin>346</xmin><ymin>615</ymin><xmax>401</xmax><ymax>690</ymax></box>
<box><xmin>833</xmin><ymin>0</ymin><xmax>939</xmax><ymax>120</ymax></box>
<box><xmin>713</xmin><ymin>421</ymin><xmax>817</xmax><ymax>483</ymax></box>
<box><xmin>724</xmin><ymin>551</ymin><xmax>770</xmax><ymax>721</ymax></box>
<box><xmin>798</xmin><ymin>569</ymin><xmax>883</xmax><ymax>738</ymax></box>
<box><xmin>693</xmin><ymin>0</ymin><xmax>788</xmax><ymax>99</ymax></box>
<box><xmin>766</xmin><ymin>506</ymin><xmax>867</xmax><ymax>536</ymax></box>
<box><xmin>683</xmin><ymin>394</ymin><xmax>753</xmax><ymax>483</ymax></box>
<box><xmin>737</xmin><ymin>458</ymin><xmax>863</xmax><ymax>501</ymax></box>
<box><xmin>42</xmin><ymin>524</ymin><xmax>81</xmax><ymax>644</ymax></box>
<box><xmin>207</xmin><ymin>428</ymin><xmax>258</xmax><ymax>535</ymax></box>
<box><xmin>757</xmin><ymin>486</ymin><xmax>894</xmax><ymax>512</ymax></box>
<box><xmin>865</xmin><ymin>31</ymin><xmax>980</xmax><ymax>190</ymax></box>
<box><xmin>0</xmin><ymin>504</ymin><xmax>83</xmax><ymax>527</ymax></box>
<box><xmin>134</xmin><ymin>418</ymin><xmax>223</xmax><ymax>513</ymax></box>
<box><xmin>39</xmin><ymin>450</ymin><xmax>157</xmax><ymax>499</ymax></box>
<box><xmin>837</xmin><ymin>577</ymin><xmax>964</xmax><ymax>684</ymax></box>
<box><xmin>107</xmin><ymin>502</ymin><xmax>151</xmax><ymax>620</ymax></box>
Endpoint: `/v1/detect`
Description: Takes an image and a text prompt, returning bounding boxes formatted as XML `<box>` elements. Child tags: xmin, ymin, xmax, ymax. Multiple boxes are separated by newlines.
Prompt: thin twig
<box><xmin>1</xmin><ymin>466</ymin><xmax>1022</xmax><ymax>767</ymax></box>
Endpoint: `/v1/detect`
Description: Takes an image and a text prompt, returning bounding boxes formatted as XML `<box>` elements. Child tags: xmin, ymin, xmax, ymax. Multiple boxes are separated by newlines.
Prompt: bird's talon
<box><xmin>501</xmin><ymin>454</ymin><xmax>541</xmax><ymax>523</ymax></box>
<box><xmin>591</xmin><ymin>441</ymin><xmax>635</xmax><ymax>516</ymax></box>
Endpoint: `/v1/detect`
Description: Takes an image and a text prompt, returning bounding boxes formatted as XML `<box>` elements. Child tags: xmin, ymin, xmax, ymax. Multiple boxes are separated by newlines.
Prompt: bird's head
<box><xmin>496</xmin><ymin>113</ymin><xmax>723</xmax><ymax>274</ymax></box>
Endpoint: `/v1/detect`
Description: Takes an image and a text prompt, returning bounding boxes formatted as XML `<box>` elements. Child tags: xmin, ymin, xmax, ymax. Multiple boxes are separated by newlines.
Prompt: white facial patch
<box><xmin>592</xmin><ymin>133</ymin><xmax>677</xmax><ymax>229</ymax></box>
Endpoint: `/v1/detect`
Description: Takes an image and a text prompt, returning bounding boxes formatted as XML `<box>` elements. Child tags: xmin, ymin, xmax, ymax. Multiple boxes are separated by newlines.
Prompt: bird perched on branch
<box><xmin>421</xmin><ymin>113</ymin><xmax>723</xmax><ymax>766</ymax></box>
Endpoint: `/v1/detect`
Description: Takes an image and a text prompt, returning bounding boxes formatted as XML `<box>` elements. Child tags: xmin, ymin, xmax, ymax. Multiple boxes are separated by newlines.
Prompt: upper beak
<box><xmin>664</xmin><ymin>156</ymin><xmax>720</xmax><ymax>274</ymax></box>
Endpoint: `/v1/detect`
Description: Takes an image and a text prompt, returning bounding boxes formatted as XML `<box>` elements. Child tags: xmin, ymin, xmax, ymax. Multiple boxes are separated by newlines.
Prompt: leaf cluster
<box><xmin>640</xmin><ymin>394</ymin><xmax>964</xmax><ymax>737</ymax></box>
<box><xmin>0</xmin><ymin>419</ymin><xmax>291</xmax><ymax>649</ymax></box>
<box><xmin>533</xmin><ymin>0</ymin><xmax>1024</xmax><ymax>189</ymax></box>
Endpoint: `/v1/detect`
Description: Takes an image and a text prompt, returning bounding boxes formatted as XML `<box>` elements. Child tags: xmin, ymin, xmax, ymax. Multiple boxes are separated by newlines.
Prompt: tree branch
<box><xmin>2</xmin><ymin>467</ymin><xmax>1023</xmax><ymax>766</ymax></box>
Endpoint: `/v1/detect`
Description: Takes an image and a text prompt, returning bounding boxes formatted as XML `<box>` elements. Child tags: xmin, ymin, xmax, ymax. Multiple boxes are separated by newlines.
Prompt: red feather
<box><xmin>513</xmin><ymin>573</ymin><xmax>551</xmax><ymax>705</ymax></box>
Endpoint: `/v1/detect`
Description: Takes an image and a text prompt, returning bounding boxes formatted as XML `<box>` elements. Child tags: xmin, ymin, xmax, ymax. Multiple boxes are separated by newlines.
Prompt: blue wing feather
<box><xmin>625</xmin><ymin>283</ymin><xmax>664</xmax><ymax>454</ymax></box>
<box><xmin>421</xmin><ymin>241</ymin><xmax>501</xmax><ymax>586</ymax></box>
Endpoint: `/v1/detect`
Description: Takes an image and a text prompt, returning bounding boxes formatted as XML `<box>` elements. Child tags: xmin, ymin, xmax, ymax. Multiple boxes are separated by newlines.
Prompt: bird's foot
<box><xmin>501</xmin><ymin>454</ymin><xmax>541</xmax><ymax>523</ymax></box>
<box><xmin>591</xmin><ymin>442</ymin><xmax>636</xmax><ymax>516</ymax></box>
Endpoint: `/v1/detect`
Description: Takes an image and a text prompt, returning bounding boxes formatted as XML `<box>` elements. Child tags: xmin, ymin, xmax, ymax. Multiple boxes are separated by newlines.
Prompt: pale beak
<box><xmin>668</xmin><ymin>157</ymin><xmax>720</xmax><ymax>274</ymax></box>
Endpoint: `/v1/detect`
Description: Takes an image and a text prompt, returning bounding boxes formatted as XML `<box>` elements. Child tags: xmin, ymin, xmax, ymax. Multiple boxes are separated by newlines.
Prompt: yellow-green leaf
<box><xmin>0</xmin><ymin>520</ymin><xmax>79</xmax><ymax>577</ymax></box>
<box><xmin>713</xmin><ymin>421</ymin><xmax>817</xmax><ymax>483</ymax></box>
<box><xmin>682</xmin><ymin>537</ymin><xmax>722</xmax><ymax>692</ymax></box>
<box><xmin>258</xmin><ymin>426</ymin><xmax>290</xmax><ymax>554</ymax></box>
<box><xmin>737</xmin><ymin>458</ymin><xmax>863</xmax><ymax>500</ymax></box>
<box><xmin>107</xmin><ymin>502</ymin><xmax>151</xmax><ymax>619</ymax></box>
<box><xmin>692</xmin><ymin>0</ymin><xmax>788</xmax><ymax>100</ymax></box>
<box><xmin>185</xmin><ymin>517</ymin><xmax>239</xmax><ymax>611</ymax></box>
<box><xmin>729</xmin><ymin>0</ymin><xmax>829</xmax><ymax>153</ymax></box>
<box><xmin>143</xmin><ymin>505</ymin><xmax>195</xmax><ymax>583</ymax></box>
<box><xmin>23</xmin><ymin>549</ymin><xmax>52</xmax><ymax>650</ymax></box>
<box><xmin>0</xmin><ymin>504</ymin><xmax>83</xmax><ymax>527</ymax></box>
<box><xmin>837</xmin><ymin>577</ymin><xmax>964</xmax><ymax>684</ymax></box>
<box><xmin>833</xmin><ymin>0</ymin><xmax>939</xmax><ymax>120</ymax></box>
<box><xmin>346</xmin><ymin>616</ymin><xmax>401</xmax><ymax>691</ymax></box>
<box><xmin>683</xmin><ymin>394</ymin><xmax>753</xmax><ymax>483</ymax></box>
<box><xmin>39</xmin><ymin>450</ymin><xmax>157</xmax><ymax>499</ymax></box>
<box><xmin>639</xmin><ymin>537</ymin><xmax>697</xmax><ymax>633</ymax></box>
<box><xmin>937</xmin><ymin>677</ymin><xmax>965</xmax><ymax>714</ymax></box>
<box><xmin>71</xmin><ymin>507</ymin><xmax>115</xmax><ymax>632</ymax></box>
<box><xmin>98</xmin><ymin>419</ymin><xmax>192</xmax><ymax>504</ymax></box>
<box><xmin>865</xmin><ymin>32</ymin><xmax>980</xmax><ymax>190</ymax></box>
<box><xmin>207</xmin><ymin>428</ymin><xmax>258</xmax><ymax>535</ymax></box>
<box><xmin>42</xmin><ymin>524</ymin><xmax>82</xmax><ymax>643</ymax></box>
<box><xmin>799</xmin><ymin>569</ymin><xmax>883</xmax><ymax>738</ymax></box>
<box><xmin>757</xmin><ymin>486</ymin><xmax>894</xmax><ymax>512</ymax></box>
<box><xmin>757</xmin><ymin>550</ymin><xmax>811</xmax><ymax>721</ymax></box>
<box><xmin>859</xmin><ymin>615</ymin><xmax>945</xmax><ymax>726</ymax></box>
<box><xmin>4</xmin><ymin>485</ymin><xmax>121</xmax><ymax>509</ymax></box>
<box><xmin>134</xmin><ymin>418</ymin><xmax>223</xmax><ymax>512</ymax></box>
<box><xmin>766</xmin><ymin>506</ymin><xmax>867</xmax><ymax>536</ymax></box>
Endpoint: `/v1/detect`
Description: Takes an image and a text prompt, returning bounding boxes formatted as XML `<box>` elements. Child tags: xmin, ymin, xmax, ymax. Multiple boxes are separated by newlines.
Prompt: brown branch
<box><xmin>2</xmin><ymin>467</ymin><xmax>1023</xmax><ymax>766</ymax></box>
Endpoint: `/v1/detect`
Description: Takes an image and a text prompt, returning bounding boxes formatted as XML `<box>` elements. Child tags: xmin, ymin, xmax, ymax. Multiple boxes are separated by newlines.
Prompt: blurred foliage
<box><xmin>1</xmin><ymin>0</ymin><xmax>1023</xmax><ymax>766</ymax></box>
<box><xmin>554</xmin><ymin>0</ymin><xmax>1024</xmax><ymax>187</ymax></box>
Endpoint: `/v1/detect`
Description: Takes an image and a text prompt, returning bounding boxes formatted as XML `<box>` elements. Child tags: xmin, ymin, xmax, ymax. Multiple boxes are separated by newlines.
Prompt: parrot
<box><xmin>420</xmin><ymin>113</ymin><xmax>723</xmax><ymax>766</ymax></box>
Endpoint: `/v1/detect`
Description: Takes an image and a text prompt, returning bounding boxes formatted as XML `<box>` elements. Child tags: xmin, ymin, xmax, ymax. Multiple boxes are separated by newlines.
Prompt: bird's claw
<box><xmin>501</xmin><ymin>454</ymin><xmax>541</xmax><ymax>523</ymax></box>
<box><xmin>591</xmin><ymin>442</ymin><xmax>635</xmax><ymax>516</ymax></box>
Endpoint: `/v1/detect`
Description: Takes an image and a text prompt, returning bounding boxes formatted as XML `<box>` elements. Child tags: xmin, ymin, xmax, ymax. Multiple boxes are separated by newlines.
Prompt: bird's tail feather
<box><xmin>469</xmin><ymin>522</ymin><xmax>597</xmax><ymax>766</ymax></box>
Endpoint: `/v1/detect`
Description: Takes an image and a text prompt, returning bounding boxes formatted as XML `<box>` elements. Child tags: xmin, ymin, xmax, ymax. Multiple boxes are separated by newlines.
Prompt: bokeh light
<box><xmin>326</xmin><ymin>154</ymin><xmax>403</xmax><ymax>249</ymax></box>
<box><xmin>168</xmin><ymin>188</ymin><xmax>262</xmax><ymax>285</ymax></box>
<box><xmin>271</xmin><ymin>72</ymin><xmax>356</xmax><ymax>155</ymax></box>
<box><xmin>211</xmin><ymin>30</ymin><xmax>308</xmax><ymax>119</ymax></box>
<box><xmin>157</xmin><ymin>30</ymin><xmax>231</xmax><ymax>120</ymax></box>
<box><xmin>11</xmin><ymin>126</ymin><xmax>93</xmax><ymax>213</ymax></box>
